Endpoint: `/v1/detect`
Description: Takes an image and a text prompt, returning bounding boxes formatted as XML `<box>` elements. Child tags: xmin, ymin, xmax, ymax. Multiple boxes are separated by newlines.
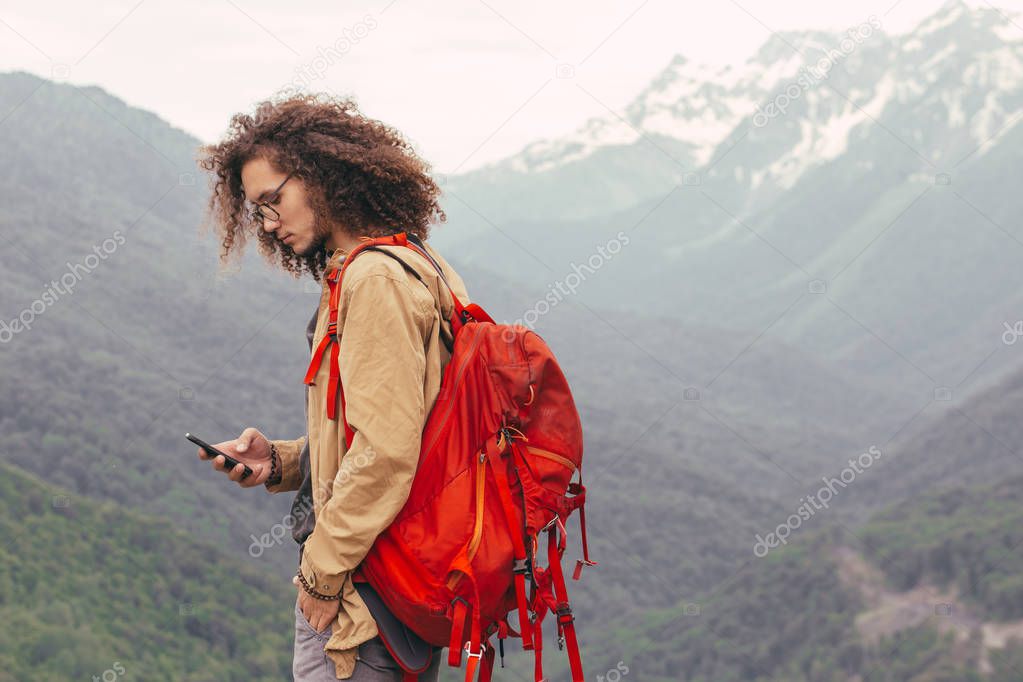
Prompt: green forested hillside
<box><xmin>571</xmin><ymin>477</ymin><xmax>1023</xmax><ymax>682</ymax></box>
<box><xmin>20</xmin><ymin>462</ymin><xmax>1002</xmax><ymax>682</ymax></box>
<box><xmin>861</xmin><ymin>475</ymin><xmax>1023</xmax><ymax>620</ymax></box>
<box><xmin>0</xmin><ymin>462</ymin><xmax>294</xmax><ymax>681</ymax></box>
<box><xmin>845</xmin><ymin>367</ymin><xmax>1023</xmax><ymax>527</ymax></box>
<box><xmin>0</xmin><ymin>69</ymin><xmax>317</xmax><ymax>579</ymax></box>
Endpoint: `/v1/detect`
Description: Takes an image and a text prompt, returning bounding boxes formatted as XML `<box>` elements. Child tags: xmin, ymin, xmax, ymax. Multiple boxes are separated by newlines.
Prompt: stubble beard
<box><xmin>308</xmin><ymin>210</ymin><xmax>336</xmax><ymax>256</ymax></box>
<box><xmin>284</xmin><ymin>212</ymin><xmax>333</xmax><ymax>258</ymax></box>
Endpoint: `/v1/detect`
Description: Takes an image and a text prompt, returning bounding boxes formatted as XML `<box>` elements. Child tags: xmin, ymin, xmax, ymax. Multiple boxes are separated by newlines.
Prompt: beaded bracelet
<box><xmin>296</xmin><ymin>569</ymin><xmax>340</xmax><ymax>601</ymax></box>
<box><xmin>266</xmin><ymin>442</ymin><xmax>281</xmax><ymax>486</ymax></box>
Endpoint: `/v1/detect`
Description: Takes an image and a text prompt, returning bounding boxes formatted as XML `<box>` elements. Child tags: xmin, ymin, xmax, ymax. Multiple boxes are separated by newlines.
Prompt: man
<box><xmin>195</xmin><ymin>93</ymin><xmax>470</xmax><ymax>680</ymax></box>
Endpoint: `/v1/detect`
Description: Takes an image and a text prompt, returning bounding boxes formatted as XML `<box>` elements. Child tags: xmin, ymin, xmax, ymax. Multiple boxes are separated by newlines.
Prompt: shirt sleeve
<box><xmin>298</xmin><ymin>271</ymin><xmax>431</xmax><ymax>597</ymax></box>
<box><xmin>264</xmin><ymin>435</ymin><xmax>307</xmax><ymax>494</ymax></box>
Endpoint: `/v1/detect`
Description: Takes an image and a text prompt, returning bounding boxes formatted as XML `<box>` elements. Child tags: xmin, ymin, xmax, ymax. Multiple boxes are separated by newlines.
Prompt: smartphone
<box><xmin>186</xmin><ymin>432</ymin><xmax>253</xmax><ymax>479</ymax></box>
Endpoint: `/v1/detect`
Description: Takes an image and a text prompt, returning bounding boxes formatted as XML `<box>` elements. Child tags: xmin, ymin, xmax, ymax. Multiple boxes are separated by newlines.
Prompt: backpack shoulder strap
<box><xmin>406</xmin><ymin>234</ymin><xmax>454</xmax><ymax>291</ymax></box>
<box><xmin>361</xmin><ymin>246</ymin><xmax>428</xmax><ymax>287</ymax></box>
<box><xmin>361</xmin><ymin>246</ymin><xmax>453</xmax><ymax>355</ymax></box>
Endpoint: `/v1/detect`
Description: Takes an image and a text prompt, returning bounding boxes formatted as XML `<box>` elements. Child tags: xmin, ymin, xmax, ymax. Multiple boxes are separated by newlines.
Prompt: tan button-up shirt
<box><xmin>265</xmin><ymin>238</ymin><xmax>470</xmax><ymax>678</ymax></box>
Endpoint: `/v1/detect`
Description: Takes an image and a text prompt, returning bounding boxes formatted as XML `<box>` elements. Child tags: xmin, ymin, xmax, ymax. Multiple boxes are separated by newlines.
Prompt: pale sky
<box><xmin>2</xmin><ymin>0</ymin><xmax>1021</xmax><ymax>173</ymax></box>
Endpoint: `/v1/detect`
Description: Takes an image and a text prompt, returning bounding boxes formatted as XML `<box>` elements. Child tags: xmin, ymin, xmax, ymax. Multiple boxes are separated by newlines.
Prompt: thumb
<box><xmin>236</xmin><ymin>427</ymin><xmax>259</xmax><ymax>452</ymax></box>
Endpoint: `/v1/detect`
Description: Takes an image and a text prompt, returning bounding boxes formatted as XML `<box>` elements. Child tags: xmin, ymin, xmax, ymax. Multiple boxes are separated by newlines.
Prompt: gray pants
<box><xmin>293</xmin><ymin>598</ymin><xmax>443</xmax><ymax>681</ymax></box>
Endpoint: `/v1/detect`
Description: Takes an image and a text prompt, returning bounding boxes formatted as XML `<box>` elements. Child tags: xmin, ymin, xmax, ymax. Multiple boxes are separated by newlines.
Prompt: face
<box><xmin>240</xmin><ymin>156</ymin><xmax>329</xmax><ymax>256</ymax></box>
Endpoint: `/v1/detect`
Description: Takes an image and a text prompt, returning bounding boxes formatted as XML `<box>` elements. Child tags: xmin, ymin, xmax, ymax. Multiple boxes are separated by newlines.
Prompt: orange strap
<box><xmin>445</xmin><ymin>562</ymin><xmax>484</xmax><ymax>681</ymax></box>
<box><xmin>547</xmin><ymin>522</ymin><xmax>584</xmax><ymax>681</ymax></box>
<box><xmin>303</xmin><ymin>231</ymin><xmax>491</xmax><ymax>450</ymax></box>
<box><xmin>485</xmin><ymin>431</ymin><xmax>535</xmax><ymax>650</ymax></box>
<box><xmin>448</xmin><ymin>598</ymin><xmax>468</xmax><ymax>668</ymax></box>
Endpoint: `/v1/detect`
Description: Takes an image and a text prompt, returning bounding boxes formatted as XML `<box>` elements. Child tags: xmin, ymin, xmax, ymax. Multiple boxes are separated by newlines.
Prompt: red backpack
<box><xmin>303</xmin><ymin>232</ymin><xmax>595</xmax><ymax>682</ymax></box>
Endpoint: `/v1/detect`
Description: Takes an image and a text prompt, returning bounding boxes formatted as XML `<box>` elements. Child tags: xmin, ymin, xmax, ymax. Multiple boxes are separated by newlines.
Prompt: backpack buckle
<box><xmin>512</xmin><ymin>557</ymin><xmax>531</xmax><ymax>576</ymax></box>
<box><xmin>463</xmin><ymin>641</ymin><xmax>486</xmax><ymax>659</ymax></box>
<box><xmin>555</xmin><ymin>605</ymin><xmax>573</xmax><ymax>651</ymax></box>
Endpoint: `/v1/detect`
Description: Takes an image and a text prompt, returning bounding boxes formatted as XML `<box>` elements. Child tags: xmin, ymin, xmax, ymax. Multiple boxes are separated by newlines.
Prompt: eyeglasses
<box><xmin>250</xmin><ymin>172</ymin><xmax>293</xmax><ymax>225</ymax></box>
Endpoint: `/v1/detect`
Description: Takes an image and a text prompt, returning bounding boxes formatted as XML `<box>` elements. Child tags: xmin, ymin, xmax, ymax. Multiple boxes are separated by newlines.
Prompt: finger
<box><xmin>197</xmin><ymin>447</ymin><xmax>209</xmax><ymax>460</ymax></box>
<box><xmin>233</xmin><ymin>462</ymin><xmax>253</xmax><ymax>483</ymax></box>
<box><xmin>240</xmin><ymin>462</ymin><xmax>266</xmax><ymax>488</ymax></box>
<box><xmin>227</xmin><ymin>462</ymin><xmax>246</xmax><ymax>482</ymax></box>
<box><xmin>239</xmin><ymin>467</ymin><xmax>256</xmax><ymax>487</ymax></box>
<box><xmin>211</xmin><ymin>455</ymin><xmax>226</xmax><ymax>472</ymax></box>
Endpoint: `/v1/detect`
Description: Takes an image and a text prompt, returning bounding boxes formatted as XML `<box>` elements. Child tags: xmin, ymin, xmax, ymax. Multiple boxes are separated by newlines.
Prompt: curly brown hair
<box><xmin>197</xmin><ymin>92</ymin><xmax>446</xmax><ymax>281</ymax></box>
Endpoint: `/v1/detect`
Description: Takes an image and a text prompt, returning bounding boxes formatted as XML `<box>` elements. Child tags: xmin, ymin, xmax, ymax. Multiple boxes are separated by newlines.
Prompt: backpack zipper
<box><xmin>446</xmin><ymin>450</ymin><xmax>488</xmax><ymax>591</ymax></box>
<box><xmin>466</xmin><ymin>451</ymin><xmax>487</xmax><ymax>561</ymax></box>
<box><xmin>525</xmin><ymin>444</ymin><xmax>576</xmax><ymax>471</ymax></box>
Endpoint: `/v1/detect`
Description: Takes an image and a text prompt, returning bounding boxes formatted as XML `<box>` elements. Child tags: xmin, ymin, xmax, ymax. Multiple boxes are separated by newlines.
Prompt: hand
<box><xmin>196</xmin><ymin>427</ymin><xmax>273</xmax><ymax>488</ymax></box>
<box><xmin>294</xmin><ymin>575</ymin><xmax>341</xmax><ymax>633</ymax></box>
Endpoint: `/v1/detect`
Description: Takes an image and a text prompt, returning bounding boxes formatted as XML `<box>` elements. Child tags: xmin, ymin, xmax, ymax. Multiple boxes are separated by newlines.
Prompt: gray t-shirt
<box><xmin>292</xmin><ymin>303</ymin><xmax>320</xmax><ymax>551</ymax></box>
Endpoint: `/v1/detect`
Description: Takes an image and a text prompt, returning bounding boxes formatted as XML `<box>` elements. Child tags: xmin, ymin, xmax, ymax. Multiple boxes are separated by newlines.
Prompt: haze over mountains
<box><xmin>1</xmin><ymin>1</ymin><xmax>1021</xmax><ymax>679</ymax></box>
<box><xmin>436</xmin><ymin>0</ymin><xmax>1023</xmax><ymax>392</ymax></box>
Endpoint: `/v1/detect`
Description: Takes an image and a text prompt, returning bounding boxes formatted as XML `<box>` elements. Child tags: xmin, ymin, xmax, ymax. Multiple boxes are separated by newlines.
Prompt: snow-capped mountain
<box><xmin>436</xmin><ymin>0</ymin><xmax>1023</xmax><ymax>394</ymax></box>
<box><xmin>442</xmin><ymin>0</ymin><xmax>1022</xmax><ymax>225</ymax></box>
<box><xmin>513</xmin><ymin>33</ymin><xmax>829</xmax><ymax>175</ymax></box>
<box><xmin>727</xmin><ymin>0</ymin><xmax>1023</xmax><ymax>200</ymax></box>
